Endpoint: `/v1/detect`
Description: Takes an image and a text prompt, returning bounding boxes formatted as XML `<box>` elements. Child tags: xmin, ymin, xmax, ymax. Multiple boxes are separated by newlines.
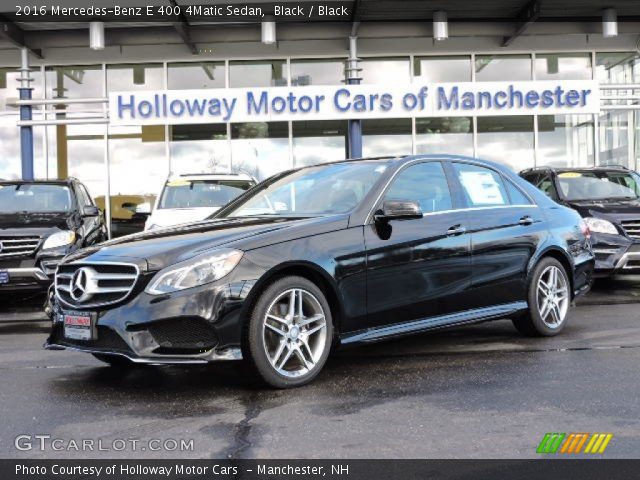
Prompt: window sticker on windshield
<box><xmin>167</xmin><ymin>180</ymin><xmax>190</xmax><ymax>187</ymax></box>
<box><xmin>459</xmin><ymin>171</ymin><xmax>505</xmax><ymax>205</ymax></box>
<box><xmin>558</xmin><ymin>172</ymin><xmax>583</xmax><ymax>178</ymax></box>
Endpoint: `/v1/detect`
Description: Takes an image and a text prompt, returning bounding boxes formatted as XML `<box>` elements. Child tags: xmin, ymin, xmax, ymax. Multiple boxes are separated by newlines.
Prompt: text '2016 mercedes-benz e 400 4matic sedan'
<box><xmin>46</xmin><ymin>155</ymin><xmax>594</xmax><ymax>388</ymax></box>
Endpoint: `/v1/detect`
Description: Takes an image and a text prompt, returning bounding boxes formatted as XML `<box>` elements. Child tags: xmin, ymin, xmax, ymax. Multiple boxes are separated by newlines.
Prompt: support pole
<box><xmin>345</xmin><ymin>36</ymin><xmax>362</xmax><ymax>159</ymax></box>
<box><xmin>18</xmin><ymin>48</ymin><xmax>34</xmax><ymax>180</ymax></box>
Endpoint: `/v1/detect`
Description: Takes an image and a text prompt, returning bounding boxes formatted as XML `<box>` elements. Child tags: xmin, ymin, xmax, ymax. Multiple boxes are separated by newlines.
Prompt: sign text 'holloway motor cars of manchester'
<box><xmin>108</xmin><ymin>80</ymin><xmax>600</xmax><ymax>126</ymax></box>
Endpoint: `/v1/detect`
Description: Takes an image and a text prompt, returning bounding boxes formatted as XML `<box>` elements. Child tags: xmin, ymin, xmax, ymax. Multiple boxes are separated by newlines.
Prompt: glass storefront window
<box><xmin>535</xmin><ymin>53</ymin><xmax>592</xmax><ymax>80</ymax></box>
<box><xmin>413</xmin><ymin>56</ymin><xmax>471</xmax><ymax>82</ymax></box>
<box><xmin>361</xmin><ymin>57</ymin><xmax>410</xmax><ymax>84</ymax></box>
<box><xmin>537</xmin><ymin>115</ymin><xmax>594</xmax><ymax>167</ymax></box>
<box><xmin>475</xmin><ymin>55</ymin><xmax>532</xmax><ymax>81</ymax></box>
<box><xmin>598</xmin><ymin>111</ymin><xmax>636</xmax><ymax>168</ymax></box>
<box><xmin>0</xmin><ymin>67</ymin><xmax>43</xmax><ymax>111</ymax></box>
<box><xmin>107</xmin><ymin>125</ymin><xmax>167</xmax><ymax>237</ymax></box>
<box><xmin>168</xmin><ymin>62</ymin><xmax>225</xmax><ymax>89</ymax></box>
<box><xmin>0</xmin><ymin>116</ymin><xmax>44</xmax><ymax>180</ymax></box>
<box><xmin>292</xmin><ymin>120</ymin><xmax>347</xmax><ymax>167</ymax></box>
<box><xmin>231</xmin><ymin>122</ymin><xmax>289</xmax><ymax>181</ymax></box>
<box><xmin>45</xmin><ymin>65</ymin><xmax>103</xmax><ymax>112</ymax></box>
<box><xmin>229</xmin><ymin>60</ymin><xmax>288</xmax><ymax>87</ymax></box>
<box><xmin>107</xmin><ymin>63</ymin><xmax>164</xmax><ymax>91</ymax></box>
<box><xmin>362</xmin><ymin>118</ymin><xmax>412</xmax><ymax>157</ymax></box>
<box><xmin>290</xmin><ymin>59</ymin><xmax>345</xmax><ymax>86</ymax></box>
<box><xmin>476</xmin><ymin>116</ymin><xmax>534</xmax><ymax>171</ymax></box>
<box><xmin>170</xmin><ymin>124</ymin><xmax>230</xmax><ymax>174</ymax></box>
<box><xmin>596</xmin><ymin>52</ymin><xmax>640</xmax><ymax>84</ymax></box>
<box><xmin>416</xmin><ymin>117</ymin><xmax>473</xmax><ymax>156</ymax></box>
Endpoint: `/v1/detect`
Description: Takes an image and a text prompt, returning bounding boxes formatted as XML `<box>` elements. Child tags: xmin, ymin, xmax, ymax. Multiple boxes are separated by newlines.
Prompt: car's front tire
<box><xmin>243</xmin><ymin>276</ymin><xmax>333</xmax><ymax>388</ymax></box>
<box><xmin>513</xmin><ymin>257</ymin><xmax>571</xmax><ymax>337</ymax></box>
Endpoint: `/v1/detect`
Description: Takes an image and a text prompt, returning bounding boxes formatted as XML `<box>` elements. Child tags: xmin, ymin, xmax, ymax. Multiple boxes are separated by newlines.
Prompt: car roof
<box><xmin>167</xmin><ymin>173</ymin><xmax>256</xmax><ymax>181</ymax></box>
<box><xmin>0</xmin><ymin>178</ymin><xmax>73</xmax><ymax>185</ymax></box>
<box><xmin>520</xmin><ymin>165</ymin><xmax>632</xmax><ymax>174</ymax></box>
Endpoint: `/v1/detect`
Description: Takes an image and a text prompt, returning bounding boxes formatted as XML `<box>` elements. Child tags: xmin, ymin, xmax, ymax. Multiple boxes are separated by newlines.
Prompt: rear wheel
<box><xmin>243</xmin><ymin>276</ymin><xmax>333</xmax><ymax>388</ymax></box>
<box><xmin>513</xmin><ymin>257</ymin><xmax>571</xmax><ymax>337</ymax></box>
<box><xmin>91</xmin><ymin>353</ymin><xmax>133</xmax><ymax>368</ymax></box>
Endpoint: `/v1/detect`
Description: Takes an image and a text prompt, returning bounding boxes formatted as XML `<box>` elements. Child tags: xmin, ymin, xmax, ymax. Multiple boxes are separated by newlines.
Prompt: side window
<box><xmin>453</xmin><ymin>163</ymin><xmax>509</xmax><ymax>207</ymax></box>
<box><xmin>505</xmin><ymin>179</ymin><xmax>532</xmax><ymax>205</ymax></box>
<box><xmin>74</xmin><ymin>184</ymin><xmax>89</xmax><ymax>208</ymax></box>
<box><xmin>536</xmin><ymin>174</ymin><xmax>557</xmax><ymax>199</ymax></box>
<box><xmin>384</xmin><ymin>162</ymin><xmax>452</xmax><ymax>214</ymax></box>
<box><xmin>81</xmin><ymin>185</ymin><xmax>95</xmax><ymax>206</ymax></box>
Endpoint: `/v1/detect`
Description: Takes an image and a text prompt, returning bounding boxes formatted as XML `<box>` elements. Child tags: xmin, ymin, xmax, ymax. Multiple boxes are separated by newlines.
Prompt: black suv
<box><xmin>0</xmin><ymin>178</ymin><xmax>107</xmax><ymax>302</ymax></box>
<box><xmin>520</xmin><ymin>166</ymin><xmax>640</xmax><ymax>277</ymax></box>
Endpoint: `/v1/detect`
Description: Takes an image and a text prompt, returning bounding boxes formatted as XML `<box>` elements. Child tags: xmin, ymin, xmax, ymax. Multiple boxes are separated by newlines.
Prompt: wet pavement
<box><xmin>0</xmin><ymin>280</ymin><xmax>639</xmax><ymax>459</ymax></box>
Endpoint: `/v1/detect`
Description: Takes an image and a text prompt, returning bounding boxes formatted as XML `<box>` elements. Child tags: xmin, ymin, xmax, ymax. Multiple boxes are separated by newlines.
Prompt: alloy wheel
<box><xmin>536</xmin><ymin>265</ymin><xmax>569</xmax><ymax>329</ymax></box>
<box><xmin>262</xmin><ymin>288</ymin><xmax>328</xmax><ymax>378</ymax></box>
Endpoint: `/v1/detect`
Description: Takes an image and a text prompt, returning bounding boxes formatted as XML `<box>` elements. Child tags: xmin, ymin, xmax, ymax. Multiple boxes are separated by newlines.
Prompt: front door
<box><xmin>364</xmin><ymin>161</ymin><xmax>473</xmax><ymax>328</ymax></box>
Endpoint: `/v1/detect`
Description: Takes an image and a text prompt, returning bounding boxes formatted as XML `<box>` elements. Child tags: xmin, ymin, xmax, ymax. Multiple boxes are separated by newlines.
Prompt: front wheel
<box><xmin>513</xmin><ymin>257</ymin><xmax>571</xmax><ymax>337</ymax></box>
<box><xmin>243</xmin><ymin>276</ymin><xmax>333</xmax><ymax>388</ymax></box>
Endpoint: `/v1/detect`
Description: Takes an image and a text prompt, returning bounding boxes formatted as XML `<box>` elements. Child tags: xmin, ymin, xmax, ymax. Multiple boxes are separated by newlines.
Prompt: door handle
<box><xmin>519</xmin><ymin>216</ymin><xmax>534</xmax><ymax>226</ymax></box>
<box><xmin>446</xmin><ymin>224</ymin><xmax>466</xmax><ymax>236</ymax></box>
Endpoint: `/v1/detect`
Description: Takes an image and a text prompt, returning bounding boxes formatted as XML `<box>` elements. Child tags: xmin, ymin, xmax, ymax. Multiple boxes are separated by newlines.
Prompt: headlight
<box><xmin>145</xmin><ymin>249</ymin><xmax>243</xmax><ymax>295</ymax></box>
<box><xmin>42</xmin><ymin>231</ymin><xmax>76</xmax><ymax>250</ymax></box>
<box><xmin>583</xmin><ymin>217</ymin><xmax>618</xmax><ymax>235</ymax></box>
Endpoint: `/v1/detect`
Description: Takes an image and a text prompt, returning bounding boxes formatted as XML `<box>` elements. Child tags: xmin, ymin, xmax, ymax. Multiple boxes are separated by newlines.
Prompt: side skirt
<box><xmin>340</xmin><ymin>301</ymin><xmax>528</xmax><ymax>345</ymax></box>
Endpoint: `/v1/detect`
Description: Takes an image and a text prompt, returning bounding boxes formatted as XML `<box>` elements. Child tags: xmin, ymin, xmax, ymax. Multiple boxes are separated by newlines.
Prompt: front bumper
<box><xmin>44</xmin><ymin>261</ymin><xmax>261</xmax><ymax>363</ymax></box>
<box><xmin>591</xmin><ymin>233</ymin><xmax>640</xmax><ymax>277</ymax></box>
<box><xmin>0</xmin><ymin>254</ymin><xmax>65</xmax><ymax>294</ymax></box>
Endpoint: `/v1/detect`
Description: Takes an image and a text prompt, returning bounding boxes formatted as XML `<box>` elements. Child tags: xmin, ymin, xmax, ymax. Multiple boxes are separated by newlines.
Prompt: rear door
<box><xmin>364</xmin><ymin>161</ymin><xmax>473</xmax><ymax>328</ymax></box>
<box><xmin>451</xmin><ymin>162</ymin><xmax>546</xmax><ymax>307</ymax></box>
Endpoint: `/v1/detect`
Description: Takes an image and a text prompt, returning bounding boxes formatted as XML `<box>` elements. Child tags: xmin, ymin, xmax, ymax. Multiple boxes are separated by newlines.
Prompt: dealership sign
<box><xmin>109</xmin><ymin>80</ymin><xmax>599</xmax><ymax>126</ymax></box>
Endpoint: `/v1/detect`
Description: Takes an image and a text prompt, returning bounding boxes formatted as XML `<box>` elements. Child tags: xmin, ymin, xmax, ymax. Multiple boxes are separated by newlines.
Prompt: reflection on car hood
<box><xmin>0</xmin><ymin>212</ymin><xmax>73</xmax><ymax>230</ymax></box>
<box><xmin>567</xmin><ymin>198</ymin><xmax>640</xmax><ymax>217</ymax></box>
<box><xmin>65</xmin><ymin>215</ymin><xmax>347</xmax><ymax>271</ymax></box>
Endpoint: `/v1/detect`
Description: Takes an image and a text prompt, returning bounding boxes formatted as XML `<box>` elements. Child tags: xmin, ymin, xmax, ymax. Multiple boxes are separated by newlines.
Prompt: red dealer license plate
<box><xmin>63</xmin><ymin>311</ymin><xmax>96</xmax><ymax>341</ymax></box>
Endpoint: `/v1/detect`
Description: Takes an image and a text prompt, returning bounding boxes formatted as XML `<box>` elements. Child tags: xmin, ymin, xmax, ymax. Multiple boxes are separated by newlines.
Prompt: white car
<box><xmin>144</xmin><ymin>173</ymin><xmax>257</xmax><ymax>230</ymax></box>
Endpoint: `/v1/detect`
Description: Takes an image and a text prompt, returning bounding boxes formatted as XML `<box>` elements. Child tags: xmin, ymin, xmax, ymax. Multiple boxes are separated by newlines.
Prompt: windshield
<box><xmin>159</xmin><ymin>180</ymin><xmax>254</xmax><ymax>209</ymax></box>
<box><xmin>557</xmin><ymin>171</ymin><xmax>640</xmax><ymax>201</ymax></box>
<box><xmin>0</xmin><ymin>183</ymin><xmax>72</xmax><ymax>213</ymax></box>
<box><xmin>220</xmin><ymin>162</ymin><xmax>389</xmax><ymax>218</ymax></box>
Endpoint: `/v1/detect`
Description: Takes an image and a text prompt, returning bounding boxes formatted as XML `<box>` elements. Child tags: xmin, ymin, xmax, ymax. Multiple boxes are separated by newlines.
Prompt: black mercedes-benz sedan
<box><xmin>520</xmin><ymin>165</ymin><xmax>640</xmax><ymax>277</ymax></box>
<box><xmin>46</xmin><ymin>155</ymin><xmax>594</xmax><ymax>388</ymax></box>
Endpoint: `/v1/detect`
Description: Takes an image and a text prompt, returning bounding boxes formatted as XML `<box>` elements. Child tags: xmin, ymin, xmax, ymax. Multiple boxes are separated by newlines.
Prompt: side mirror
<box><xmin>82</xmin><ymin>205</ymin><xmax>100</xmax><ymax>217</ymax></box>
<box><xmin>374</xmin><ymin>200</ymin><xmax>423</xmax><ymax>222</ymax></box>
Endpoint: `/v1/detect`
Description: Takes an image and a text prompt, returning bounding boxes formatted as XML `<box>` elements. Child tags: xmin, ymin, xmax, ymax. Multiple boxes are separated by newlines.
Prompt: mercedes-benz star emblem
<box><xmin>70</xmin><ymin>267</ymin><xmax>95</xmax><ymax>302</ymax></box>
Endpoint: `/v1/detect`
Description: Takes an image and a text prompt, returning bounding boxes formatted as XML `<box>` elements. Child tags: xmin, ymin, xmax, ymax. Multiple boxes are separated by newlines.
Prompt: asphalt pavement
<box><xmin>0</xmin><ymin>280</ymin><xmax>639</xmax><ymax>459</ymax></box>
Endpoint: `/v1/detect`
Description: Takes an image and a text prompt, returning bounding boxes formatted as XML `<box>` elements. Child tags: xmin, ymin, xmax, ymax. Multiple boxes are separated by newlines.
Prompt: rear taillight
<box><xmin>580</xmin><ymin>219</ymin><xmax>591</xmax><ymax>239</ymax></box>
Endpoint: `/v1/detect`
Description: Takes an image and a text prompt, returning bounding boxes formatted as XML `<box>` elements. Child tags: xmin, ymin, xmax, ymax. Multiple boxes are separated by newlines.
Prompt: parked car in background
<box><xmin>521</xmin><ymin>165</ymin><xmax>640</xmax><ymax>277</ymax></box>
<box><xmin>144</xmin><ymin>173</ymin><xmax>257</xmax><ymax>230</ymax></box>
<box><xmin>46</xmin><ymin>156</ymin><xmax>593</xmax><ymax>388</ymax></box>
<box><xmin>0</xmin><ymin>178</ymin><xmax>107</xmax><ymax>304</ymax></box>
<box><xmin>95</xmin><ymin>194</ymin><xmax>156</xmax><ymax>238</ymax></box>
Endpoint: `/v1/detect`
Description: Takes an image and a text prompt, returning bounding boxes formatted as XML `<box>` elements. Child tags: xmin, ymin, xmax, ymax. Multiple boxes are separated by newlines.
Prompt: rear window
<box><xmin>159</xmin><ymin>180</ymin><xmax>254</xmax><ymax>209</ymax></box>
<box><xmin>0</xmin><ymin>183</ymin><xmax>72</xmax><ymax>213</ymax></box>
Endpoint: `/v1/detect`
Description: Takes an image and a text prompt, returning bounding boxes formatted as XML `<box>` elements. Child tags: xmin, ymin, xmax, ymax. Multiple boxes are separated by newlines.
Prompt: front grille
<box><xmin>621</xmin><ymin>220</ymin><xmax>640</xmax><ymax>240</ymax></box>
<box><xmin>0</xmin><ymin>236</ymin><xmax>40</xmax><ymax>258</ymax></box>
<box><xmin>144</xmin><ymin>318</ymin><xmax>218</xmax><ymax>352</ymax></box>
<box><xmin>50</xmin><ymin>323</ymin><xmax>132</xmax><ymax>353</ymax></box>
<box><xmin>55</xmin><ymin>262</ymin><xmax>139</xmax><ymax>308</ymax></box>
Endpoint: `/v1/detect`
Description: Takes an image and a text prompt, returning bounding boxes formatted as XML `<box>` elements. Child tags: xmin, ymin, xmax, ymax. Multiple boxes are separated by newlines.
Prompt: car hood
<box><xmin>146</xmin><ymin>207</ymin><xmax>220</xmax><ymax>229</ymax></box>
<box><xmin>0</xmin><ymin>212</ymin><xmax>74</xmax><ymax>237</ymax></box>
<box><xmin>65</xmin><ymin>215</ymin><xmax>348</xmax><ymax>271</ymax></box>
<box><xmin>567</xmin><ymin>199</ymin><xmax>640</xmax><ymax>220</ymax></box>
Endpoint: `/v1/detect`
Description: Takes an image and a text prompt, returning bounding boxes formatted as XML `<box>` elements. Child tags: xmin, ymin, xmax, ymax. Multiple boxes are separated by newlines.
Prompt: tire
<box><xmin>243</xmin><ymin>276</ymin><xmax>333</xmax><ymax>388</ymax></box>
<box><xmin>513</xmin><ymin>257</ymin><xmax>572</xmax><ymax>337</ymax></box>
<box><xmin>92</xmin><ymin>353</ymin><xmax>134</xmax><ymax>368</ymax></box>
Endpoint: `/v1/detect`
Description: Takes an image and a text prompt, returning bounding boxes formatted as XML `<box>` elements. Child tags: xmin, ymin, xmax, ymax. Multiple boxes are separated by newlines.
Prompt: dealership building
<box><xmin>0</xmin><ymin>1</ymin><xmax>639</xmax><ymax>236</ymax></box>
